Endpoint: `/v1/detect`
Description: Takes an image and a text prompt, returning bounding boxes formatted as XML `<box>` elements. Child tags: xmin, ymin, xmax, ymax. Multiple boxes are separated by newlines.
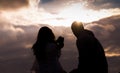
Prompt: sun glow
<box><xmin>1</xmin><ymin>0</ymin><xmax>120</xmax><ymax>27</ymax></box>
<box><xmin>57</xmin><ymin>3</ymin><xmax>120</xmax><ymax>24</ymax></box>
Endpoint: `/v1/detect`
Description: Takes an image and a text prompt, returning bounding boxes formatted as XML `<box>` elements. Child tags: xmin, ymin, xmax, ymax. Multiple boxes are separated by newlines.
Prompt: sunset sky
<box><xmin>0</xmin><ymin>0</ymin><xmax>120</xmax><ymax>73</ymax></box>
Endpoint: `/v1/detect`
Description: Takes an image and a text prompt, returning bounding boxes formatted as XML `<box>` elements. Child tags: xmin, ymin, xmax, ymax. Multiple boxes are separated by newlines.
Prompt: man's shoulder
<box><xmin>84</xmin><ymin>29</ymin><xmax>94</xmax><ymax>36</ymax></box>
<box><xmin>77</xmin><ymin>30</ymin><xmax>96</xmax><ymax>42</ymax></box>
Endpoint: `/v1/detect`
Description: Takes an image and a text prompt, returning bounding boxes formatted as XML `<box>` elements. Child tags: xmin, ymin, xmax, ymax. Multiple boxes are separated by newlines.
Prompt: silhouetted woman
<box><xmin>70</xmin><ymin>21</ymin><xmax>108</xmax><ymax>73</ymax></box>
<box><xmin>31</xmin><ymin>26</ymin><xmax>66</xmax><ymax>73</ymax></box>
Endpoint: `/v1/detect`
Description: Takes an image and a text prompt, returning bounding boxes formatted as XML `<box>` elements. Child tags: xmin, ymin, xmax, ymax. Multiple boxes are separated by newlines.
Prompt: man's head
<box><xmin>71</xmin><ymin>21</ymin><xmax>84</xmax><ymax>37</ymax></box>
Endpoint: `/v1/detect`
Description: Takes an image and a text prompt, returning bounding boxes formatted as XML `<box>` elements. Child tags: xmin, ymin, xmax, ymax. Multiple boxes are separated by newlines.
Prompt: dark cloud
<box><xmin>0</xmin><ymin>24</ymin><xmax>40</xmax><ymax>50</ymax></box>
<box><xmin>0</xmin><ymin>22</ymin><xmax>40</xmax><ymax>73</ymax></box>
<box><xmin>86</xmin><ymin>15</ymin><xmax>120</xmax><ymax>54</ymax></box>
<box><xmin>107</xmin><ymin>56</ymin><xmax>120</xmax><ymax>73</ymax></box>
<box><xmin>40</xmin><ymin>0</ymin><xmax>54</xmax><ymax>4</ymax></box>
<box><xmin>39</xmin><ymin>0</ymin><xmax>120</xmax><ymax>11</ymax></box>
<box><xmin>0</xmin><ymin>0</ymin><xmax>29</xmax><ymax>10</ymax></box>
<box><xmin>86</xmin><ymin>0</ymin><xmax>120</xmax><ymax>10</ymax></box>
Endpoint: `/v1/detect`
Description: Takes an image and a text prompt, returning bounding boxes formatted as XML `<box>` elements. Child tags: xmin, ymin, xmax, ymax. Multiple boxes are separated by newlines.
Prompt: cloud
<box><xmin>0</xmin><ymin>0</ymin><xmax>29</xmax><ymax>10</ymax></box>
<box><xmin>38</xmin><ymin>0</ymin><xmax>120</xmax><ymax>13</ymax></box>
<box><xmin>85</xmin><ymin>15</ymin><xmax>120</xmax><ymax>54</ymax></box>
<box><xmin>40</xmin><ymin>0</ymin><xmax>54</xmax><ymax>4</ymax></box>
<box><xmin>86</xmin><ymin>0</ymin><xmax>120</xmax><ymax>10</ymax></box>
<box><xmin>0</xmin><ymin>22</ymin><xmax>43</xmax><ymax>56</ymax></box>
<box><xmin>38</xmin><ymin>0</ymin><xmax>85</xmax><ymax>14</ymax></box>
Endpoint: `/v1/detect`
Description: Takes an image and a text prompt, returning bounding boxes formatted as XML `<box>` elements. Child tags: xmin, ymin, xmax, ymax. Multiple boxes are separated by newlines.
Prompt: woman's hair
<box><xmin>36</xmin><ymin>26</ymin><xmax>55</xmax><ymax>43</ymax></box>
<box><xmin>32</xmin><ymin>26</ymin><xmax>55</xmax><ymax>60</ymax></box>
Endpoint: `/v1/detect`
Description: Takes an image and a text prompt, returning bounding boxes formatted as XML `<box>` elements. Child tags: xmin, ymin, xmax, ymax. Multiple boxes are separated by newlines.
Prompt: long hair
<box><xmin>32</xmin><ymin>26</ymin><xmax>55</xmax><ymax>61</ymax></box>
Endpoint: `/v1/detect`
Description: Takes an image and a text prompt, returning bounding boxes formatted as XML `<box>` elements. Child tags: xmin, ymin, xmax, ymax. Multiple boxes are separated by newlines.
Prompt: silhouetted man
<box><xmin>70</xmin><ymin>21</ymin><xmax>108</xmax><ymax>73</ymax></box>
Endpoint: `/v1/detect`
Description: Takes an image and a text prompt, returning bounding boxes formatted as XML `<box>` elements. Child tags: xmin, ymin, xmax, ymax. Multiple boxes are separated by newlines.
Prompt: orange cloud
<box><xmin>0</xmin><ymin>0</ymin><xmax>29</xmax><ymax>10</ymax></box>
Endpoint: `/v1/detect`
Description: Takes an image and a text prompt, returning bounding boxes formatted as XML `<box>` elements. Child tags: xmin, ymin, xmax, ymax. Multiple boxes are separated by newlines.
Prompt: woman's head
<box><xmin>32</xmin><ymin>26</ymin><xmax>55</xmax><ymax>51</ymax></box>
<box><xmin>37</xmin><ymin>26</ymin><xmax>55</xmax><ymax>42</ymax></box>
